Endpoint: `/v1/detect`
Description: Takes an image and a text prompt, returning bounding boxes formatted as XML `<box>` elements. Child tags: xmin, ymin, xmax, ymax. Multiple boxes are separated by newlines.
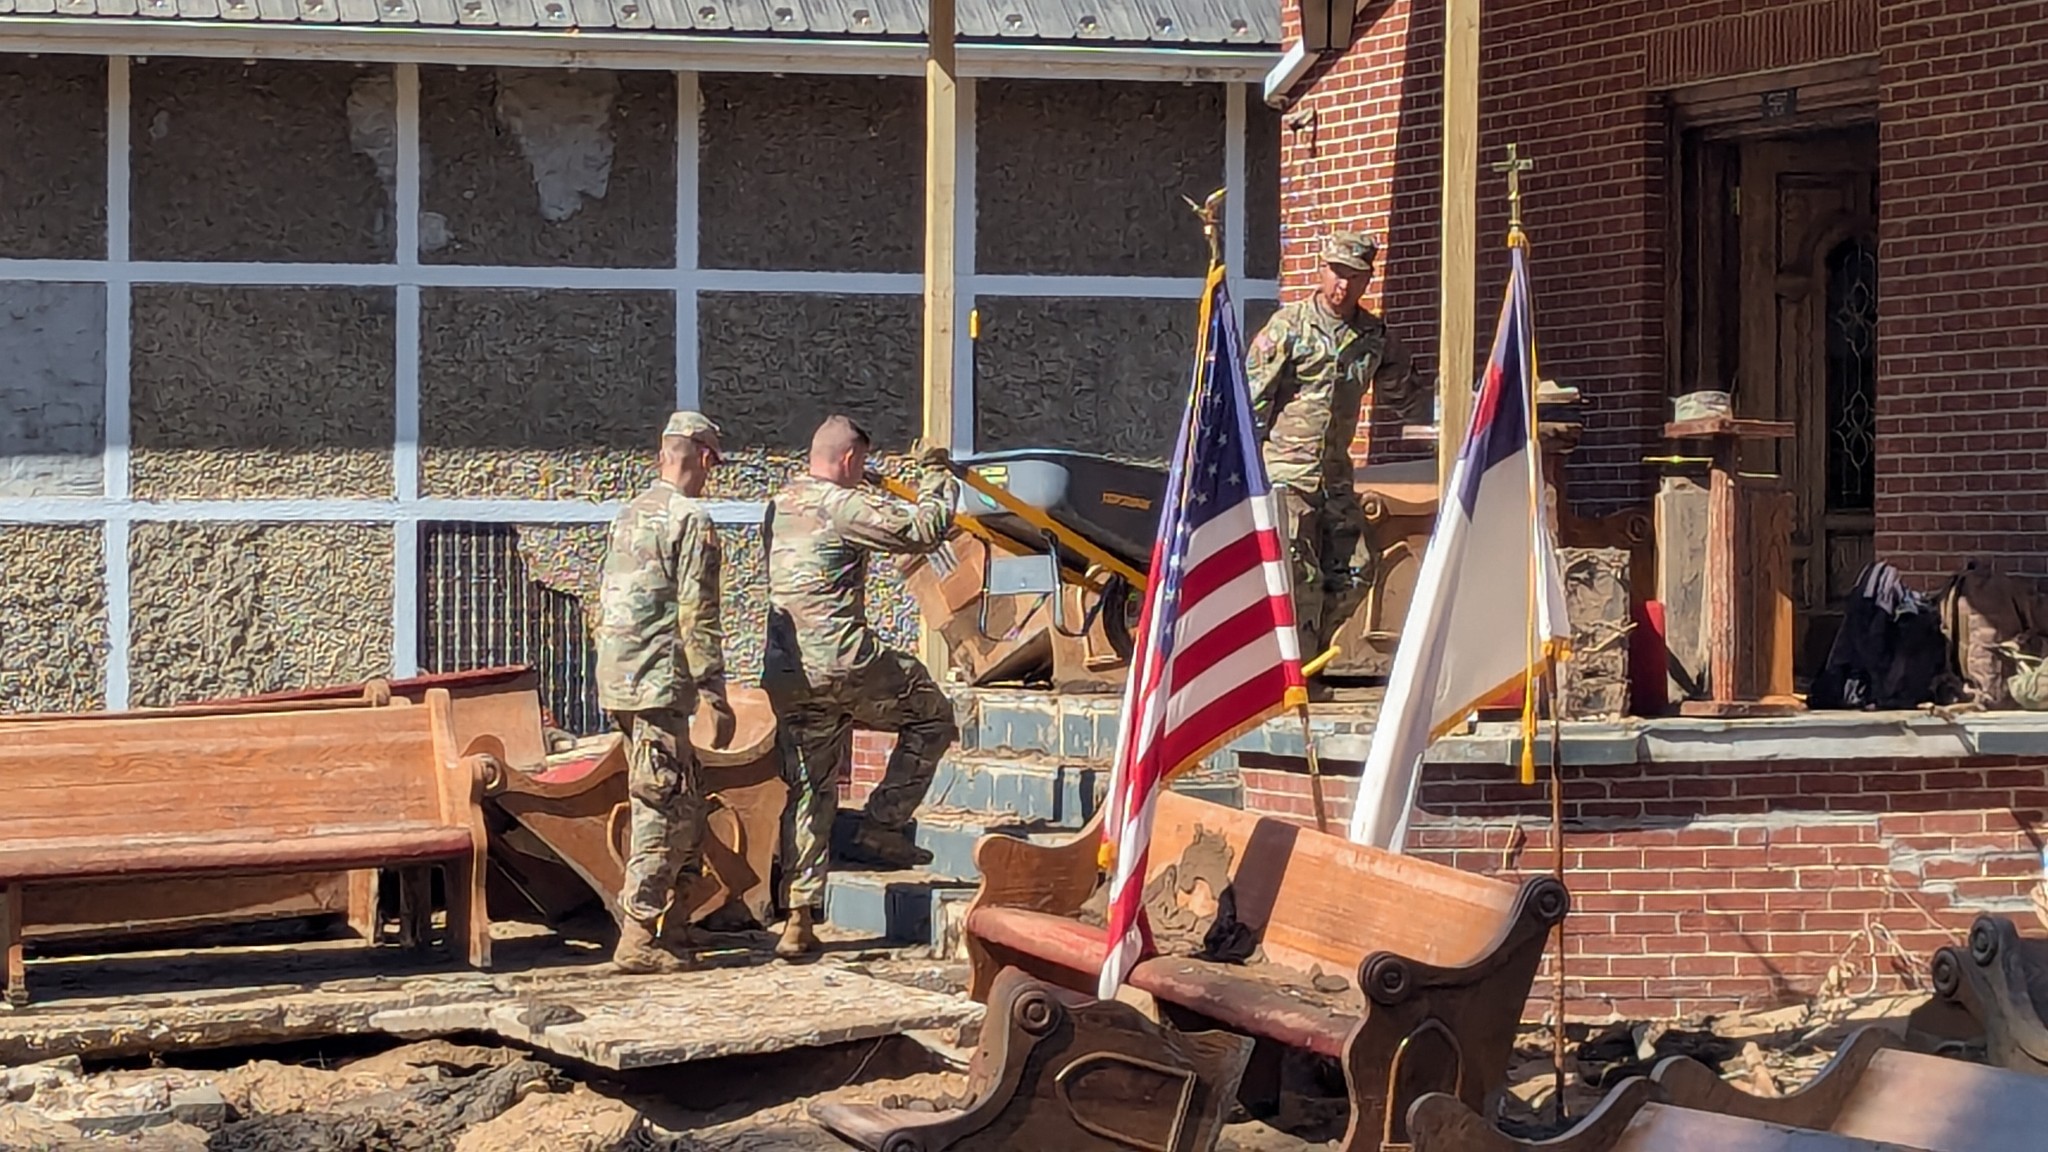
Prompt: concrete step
<box><xmin>923</xmin><ymin>754</ymin><xmax>1102</xmax><ymax>828</ymax></box>
<box><xmin>831</xmin><ymin>807</ymin><xmax>1079</xmax><ymax>882</ymax></box>
<box><xmin>957</xmin><ymin>689</ymin><xmax>1122</xmax><ymax>767</ymax></box>
<box><xmin>821</xmin><ymin>867</ymin><xmax>975</xmax><ymax>945</ymax></box>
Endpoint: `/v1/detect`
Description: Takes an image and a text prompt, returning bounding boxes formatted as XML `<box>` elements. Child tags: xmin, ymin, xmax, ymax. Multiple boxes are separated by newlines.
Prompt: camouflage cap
<box><xmin>1320</xmin><ymin>231</ymin><xmax>1379</xmax><ymax>272</ymax></box>
<box><xmin>662</xmin><ymin>410</ymin><xmax>724</xmax><ymax>461</ymax></box>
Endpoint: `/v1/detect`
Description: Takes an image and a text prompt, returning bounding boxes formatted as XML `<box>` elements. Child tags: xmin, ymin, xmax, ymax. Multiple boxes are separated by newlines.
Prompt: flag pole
<box><xmin>1191</xmin><ymin>189</ymin><xmax>1330</xmax><ymax>835</ymax></box>
<box><xmin>1499</xmin><ymin>141</ymin><xmax>1572</xmax><ymax>1123</ymax></box>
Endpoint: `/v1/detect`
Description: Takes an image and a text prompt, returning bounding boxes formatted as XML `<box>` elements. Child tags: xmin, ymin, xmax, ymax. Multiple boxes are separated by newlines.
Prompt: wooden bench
<box><xmin>0</xmin><ymin>688</ymin><xmax>493</xmax><ymax>1005</ymax></box>
<box><xmin>1410</xmin><ymin>1023</ymin><xmax>2048</xmax><ymax>1152</ymax></box>
<box><xmin>963</xmin><ymin>789</ymin><xmax>1569</xmax><ymax>1150</ymax></box>
<box><xmin>1919</xmin><ymin>913</ymin><xmax>2048</xmax><ymax>1076</ymax></box>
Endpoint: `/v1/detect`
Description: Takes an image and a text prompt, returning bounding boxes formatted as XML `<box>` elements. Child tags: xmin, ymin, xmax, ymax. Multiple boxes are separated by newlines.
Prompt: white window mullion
<box><xmin>103</xmin><ymin>54</ymin><xmax>132</xmax><ymax>710</ymax></box>
<box><xmin>392</xmin><ymin>62</ymin><xmax>422</xmax><ymax>678</ymax></box>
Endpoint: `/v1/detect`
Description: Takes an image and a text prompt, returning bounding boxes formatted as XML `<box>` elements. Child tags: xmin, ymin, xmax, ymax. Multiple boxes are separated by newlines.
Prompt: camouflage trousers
<box><xmin>611</xmin><ymin>706</ymin><xmax>709</xmax><ymax>927</ymax></box>
<box><xmin>1279</xmin><ymin>483</ymin><xmax>1373</xmax><ymax>662</ymax></box>
<box><xmin>766</xmin><ymin>650</ymin><xmax>960</xmax><ymax>911</ymax></box>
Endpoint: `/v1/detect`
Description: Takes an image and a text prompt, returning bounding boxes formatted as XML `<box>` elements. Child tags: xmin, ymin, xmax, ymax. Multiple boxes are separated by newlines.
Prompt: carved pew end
<box><xmin>808</xmin><ymin>966</ymin><xmax>1255</xmax><ymax>1152</ymax></box>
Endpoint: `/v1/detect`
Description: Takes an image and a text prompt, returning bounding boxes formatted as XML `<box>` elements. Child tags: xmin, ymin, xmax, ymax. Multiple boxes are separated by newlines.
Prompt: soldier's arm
<box><xmin>834</xmin><ymin>479</ymin><xmax>955</xmax><ymax>556</ymax></box>
<box><xmin>1247</xmin><ymin>313</ymin><xmax>1293</xmax><ymax>436</ymax></box>
<box><xmin>673</xmin><ymin>507</ymin><xmax>729</xmax><ymax>705</ymax></box>
<box><xmin>1372</xmin><ymin>322</ymin><xmax>1433</xmax><ymax>425</ymax></box>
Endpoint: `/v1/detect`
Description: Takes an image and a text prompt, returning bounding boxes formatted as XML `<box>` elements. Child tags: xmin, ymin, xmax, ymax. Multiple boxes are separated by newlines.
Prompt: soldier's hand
<box><xmin>914</xmin><ymin>439</ymin><xmax>953</xmax><ymax>472</ymax></box>
<box><xmin>708</xmin><ymin>695</ymin><xmax>737</xmax><ymax>750</ymax></box>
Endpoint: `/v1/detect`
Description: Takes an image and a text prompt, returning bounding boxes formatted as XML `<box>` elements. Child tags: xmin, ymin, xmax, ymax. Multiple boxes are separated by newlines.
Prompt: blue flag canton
<box><xmin>1185</xmin><ymin>292</ymin><xmax>1257</xmax><ymax>534</ymax></box>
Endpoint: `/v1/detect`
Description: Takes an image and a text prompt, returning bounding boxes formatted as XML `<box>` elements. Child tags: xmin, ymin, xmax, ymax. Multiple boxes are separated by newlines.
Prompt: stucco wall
<box><xmin>0</xmin><ymin>525</ymin><xmax>107</xmax><ymax>713</ymax></box>
<box><xmin>127</xmin><ymin>522</ymin><xmax>393</xmax><ymax>707</ymax></box>
<box><xmin>420</xmin><ymin>67</ymin><xmax>676</xmax><ymax>267</ymax></box>
<box><xmin>698</xmin><ymin>73</ymin><xmax>923</xmax><ymax>273</ymax></box>
<box><xmin>130</xmin><ymin>285</ymin><xmax>396</xmax><ymax>499</ymax></box>
<box><xmin>418</xmin><ymin>287</ymin><xmax>675</xmax><ymax>500</ymax></box>
<box><xmin>130</xmin><ymin>59</ymin><xmax>392</xmax><ymax>263</ymax></box>
<box><xmin>0</xmin><ymin>54</ymin><xmax>105</xmax><ymax>260</ymax></box>
<box><xmin>0</xmin><ymin>282</ymin><xmax>105</xmax><ymax>498</ymax></box>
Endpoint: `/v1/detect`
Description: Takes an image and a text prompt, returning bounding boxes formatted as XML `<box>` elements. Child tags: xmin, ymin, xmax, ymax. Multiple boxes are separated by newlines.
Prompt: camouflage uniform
<box><xmin>593</xmin><ymin>414</ymin><xmax>728</xmax><ymax>931</ymax></box>
<box><xmin>1248</xmin><ymin>232</ymin><xmax>1428</xmax><ymax>659</ymax></box>
<box><xmin>763</xmin><ymin>458</ymin><xmax>959</xmax><ymax>912</ymax></box>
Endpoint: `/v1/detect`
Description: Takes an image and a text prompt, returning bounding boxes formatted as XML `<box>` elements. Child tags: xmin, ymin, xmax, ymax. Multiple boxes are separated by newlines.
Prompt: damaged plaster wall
<box><xmin>0</xmin><ymin>55</ymin><xmax>106</xmax><ymax>260</ymax></box>
<box><xmin>418</xmin><ymin>288</ymin><xmax>674</xmax><ymax>501</ymax></box>
<box><xmin>128</xmin><ymin>522</ymin><xmax>393</xmax><ymax>707</ymax></box>
<box><xmin>130</xmin><ymin>59</ymin><xmax>392</xmax><ymax>263</ymax></box>
<box><xmin>420</xmin><ymin>67</ymin><xmax>674</xmax><ymax>266</ymax></box>
<box><xmin>0</xmin><ymin>525</ymin><xmax>107</xmax><ymax>712</ymax></box>
<box><xmin>974</xmin><ymin>296</ymin><xmax>1196</xmax><ymax>461</ymax></box>
<box><xmin>129</xmin><ymin>286</ymin><xmax>396</xmax><ymax>500</ymax></box>
<box><xmin>0</xmin><ymin>282</ymin><xmax>106</xmax><ymax>497</ymax></box>
<box><xmin>977</xmin><ymin>79</ymin><xmax>1224</xmax><ymax>277</ymax></box>
<box><xmin>697</xmin><ymin>73</ymin><xmax>923</xmax><ymax>273</ymax></box>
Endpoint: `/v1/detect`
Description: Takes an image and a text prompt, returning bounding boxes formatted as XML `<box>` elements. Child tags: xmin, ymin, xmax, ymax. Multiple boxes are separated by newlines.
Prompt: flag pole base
<box><xmin>1294</xmin><ymin>704</ymin><xmax>1331</xmax><ymax>835</ymax></box>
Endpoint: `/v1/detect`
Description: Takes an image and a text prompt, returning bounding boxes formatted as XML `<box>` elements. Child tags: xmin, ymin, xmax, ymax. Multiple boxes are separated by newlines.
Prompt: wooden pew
<box><xmin>963</xmin><ymin>790</ymin><xmax>1569</xmax><ymax>1150</ymax></box>
<box><xmin>1920</xmin><ymin>913</ymin><xmax>2048</xmax><ymax>1076</ymax></box>
<box><xmin>487</xmin><ymin>686</ymin><xmax>788</xmax><ymax>930</ymax></box>
<box><xmin>1406</xmin><ymin>1080</ymin><xmax>1931</xmax><ymax>1152</ymax></box>
<box><xmin>0</xmin><ymin>668</ymin><xmax>550</xmax><ymax>950</ymax></box>
<box><xmin>0</xmin><ymin>689</ymin><xmax>493</xmax><ymax>1005</ymax></box>
<box><xmin>1652</xmin><ymin>1023</ymin><xmax>2048</xmax><ymax>1151</ymax></box>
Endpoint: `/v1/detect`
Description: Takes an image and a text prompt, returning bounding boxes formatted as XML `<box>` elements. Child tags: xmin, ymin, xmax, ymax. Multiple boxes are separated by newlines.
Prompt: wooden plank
<box><xmin>1437</xmin><ymin>0</ymin><xmax>1480</xmax><ymax>493</ymax></box>
<box><xmin>400</xmin><ymin>966</ymin><xmax>984</xmax><ymax>1070</ymax></box>
<box><xmin>917</xmin><ymin>0</ymin><xmax>960</xmax><ymax>678</ymax></box>
<box><xmin>1665</xmin><ymin>417</ymin><xmax>1797</xmax><ymax>440</ymax></box>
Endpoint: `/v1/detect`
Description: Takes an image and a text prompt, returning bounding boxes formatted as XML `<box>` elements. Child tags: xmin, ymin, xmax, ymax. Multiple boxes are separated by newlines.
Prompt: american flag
<box><xmin>1096</xmin><ymin>270</ymin><xmax>1308</xmax><ymax>999</ymax></box>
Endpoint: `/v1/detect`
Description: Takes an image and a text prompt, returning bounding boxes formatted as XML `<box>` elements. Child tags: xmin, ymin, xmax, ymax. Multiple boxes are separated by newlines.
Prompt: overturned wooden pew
<box><xmin>0</xmin><ymin>690</ymin><xmax>494</xmax><ymax>1005</ymax></box>
<box><xmin>1919</xmin><ymin>913</ymin><xmax>2048</xmax><ymax>1076</ymax></box>
<box><xmin>962</xmin><ymin>789</ymin><xmax>1570</xmax><ymax>1150</ymax></box>
<box><xmin>487</xmin><ymin>686</ymin><xmax>787</xmax><ymax>929</ymax></box>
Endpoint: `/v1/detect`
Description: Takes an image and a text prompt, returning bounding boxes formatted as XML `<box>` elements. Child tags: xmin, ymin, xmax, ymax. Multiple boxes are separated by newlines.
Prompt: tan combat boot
<box><xmin>613</xmin><ymin>917</ymin><xmax>692</xmax><ymax>974</ymax></box>
<box><xmin>775</xmin><ymin>907</ymin><xmax>819</xmax><ymax>958</ymax></box>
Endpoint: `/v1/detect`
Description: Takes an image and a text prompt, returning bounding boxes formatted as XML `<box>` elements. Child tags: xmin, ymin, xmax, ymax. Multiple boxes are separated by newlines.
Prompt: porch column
<box><xmin>1436</xmin><ymin>0</ymin><xmax>1480</xmax><ymax>491</ymax></box>
<box><xmin>921</xmin><ymin>0</ymin><xmax>961</xmax><ymax>666</ymax></box>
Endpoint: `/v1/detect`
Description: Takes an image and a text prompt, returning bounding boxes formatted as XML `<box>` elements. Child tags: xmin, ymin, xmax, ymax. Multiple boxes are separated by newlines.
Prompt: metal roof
<box><xmin>0</xmin><ymin>0</ymin><xmax>1282</xmax><ymax>47</ymax></box>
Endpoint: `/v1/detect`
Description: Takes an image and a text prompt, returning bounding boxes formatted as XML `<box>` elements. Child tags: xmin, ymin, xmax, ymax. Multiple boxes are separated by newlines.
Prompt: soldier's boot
<box><xmin>850</xmin><ymin>819</ymin><xmax>933</xmax><ymax>869</ymax></box>
<box><xmin>613</xmin><ymin>918</ymin><xmax>693</xmax><ymax>974</ymax></box>
<box><xmin>775</xmin><ymin>907</ymin><xmax>820</xmax><ymax>958</ymax></box>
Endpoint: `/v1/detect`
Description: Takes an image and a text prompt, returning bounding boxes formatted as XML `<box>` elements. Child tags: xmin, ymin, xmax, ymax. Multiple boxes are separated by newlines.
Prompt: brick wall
<box><xmin>1873</xmin><ymin>1</ymin><xmax>2048</xmax><ymax>585</ymax></box>
<box><xmin>1241</xmin><ymin>752</ymin><xmax>2042</xmax><ymax>1018</ymax></box>
<box><xmin>1273</xmin><ymin>0</ymin><xmax>2048</xmax><ymax>553</ymax></box>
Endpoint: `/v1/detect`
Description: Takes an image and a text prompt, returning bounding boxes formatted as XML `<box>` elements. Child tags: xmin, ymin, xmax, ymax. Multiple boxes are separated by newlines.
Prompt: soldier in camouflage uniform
<box><xmin>1248</xmin><ymin>231</ymin><xmax>1429</xmax><ymax>667</ymax></box>
<box><xmin>593</xmin><ymin>410</ymin><xmax>737</xmax><ymax>975</ymax></box>
<box><xmin>762</xmin><ymin>415</ymin><xmax>960</xmax><ymax>958</ymax></box>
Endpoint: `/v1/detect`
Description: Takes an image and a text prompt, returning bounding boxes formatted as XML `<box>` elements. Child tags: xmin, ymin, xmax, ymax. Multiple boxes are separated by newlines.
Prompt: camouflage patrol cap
<box><xmin>662</xmin><ymin>410</ymin><xmax>724</xmax><ymax>462</ymax></box>
<box><xmin>1320</xmin><ymin>231</ymin><xmax>1380</xmax><ymax>272</ymax></box>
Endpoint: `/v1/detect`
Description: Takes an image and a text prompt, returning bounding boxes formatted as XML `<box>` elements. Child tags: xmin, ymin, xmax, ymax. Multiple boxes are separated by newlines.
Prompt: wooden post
<box><xmin>1436</xmin><ymin>0</ymin><xmax>1481</xmax><ymax>493</ymax></box>
<box><xmin>920</xmin><ymin>0</ymin><xmax>960</xmax><ymax>673</ymax></box>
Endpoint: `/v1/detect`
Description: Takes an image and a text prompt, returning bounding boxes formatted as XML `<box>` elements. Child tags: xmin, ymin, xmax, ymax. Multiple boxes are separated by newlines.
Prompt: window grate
<box><xmin>418</xmin><ymin>522</ymin><xmax>606</xmax><ymax>736</ymax></box>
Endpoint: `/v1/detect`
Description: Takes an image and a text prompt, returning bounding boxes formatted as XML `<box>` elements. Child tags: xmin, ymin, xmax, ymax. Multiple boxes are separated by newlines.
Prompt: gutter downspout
<box><xmin>1261</xmin><ymin>38</ymin><xmax>1316</xmax><ymax>107</ymax></box>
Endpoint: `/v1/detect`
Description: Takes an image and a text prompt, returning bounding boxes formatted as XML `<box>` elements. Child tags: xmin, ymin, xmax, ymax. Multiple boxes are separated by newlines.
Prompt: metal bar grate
<box><xmin>418</xmin><ymin>522</ymin><xmax>605</xmax><ymax>735</ymax></box>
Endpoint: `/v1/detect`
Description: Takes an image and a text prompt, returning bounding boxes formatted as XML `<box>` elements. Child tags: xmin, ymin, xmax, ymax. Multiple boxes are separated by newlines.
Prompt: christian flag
<box><xmin>1096</xmin><ymin>268</ymin><xmax>1307</xmax><ymax>999</ymax></box>
<box><xmin>1347</xmin><ymin>241</ymin><xmax>1571</xmax><ymax>849</ymax></box>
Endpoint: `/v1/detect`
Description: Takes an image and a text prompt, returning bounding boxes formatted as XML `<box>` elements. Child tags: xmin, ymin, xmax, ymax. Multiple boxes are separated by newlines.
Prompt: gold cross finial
<box><xmin>1493</xmin><ymin>143</ymin><xmax>1534</xmax><ymax>240</ymax></box>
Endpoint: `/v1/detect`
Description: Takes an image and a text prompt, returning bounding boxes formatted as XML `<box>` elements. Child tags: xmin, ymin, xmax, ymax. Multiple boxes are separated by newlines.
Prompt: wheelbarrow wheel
<box><xmin>1102</xmin><ymin>576</ymin><xmax>1140</xmax><ymax>663</ymax></box>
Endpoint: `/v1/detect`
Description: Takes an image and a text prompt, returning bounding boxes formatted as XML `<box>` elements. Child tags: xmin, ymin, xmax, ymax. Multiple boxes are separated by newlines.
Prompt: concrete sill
<box><xmin>1417</xmin><ymin>711</ymin><xmax>2048</xmax><ymax>767</ymax></box>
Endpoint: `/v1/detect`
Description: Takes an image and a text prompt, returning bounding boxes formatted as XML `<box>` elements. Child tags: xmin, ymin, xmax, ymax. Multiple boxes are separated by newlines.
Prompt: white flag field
<box><xmin>1348</xmin><ymin>241</ymin><xmax>1572</xmax><ymax>850</ymax></box>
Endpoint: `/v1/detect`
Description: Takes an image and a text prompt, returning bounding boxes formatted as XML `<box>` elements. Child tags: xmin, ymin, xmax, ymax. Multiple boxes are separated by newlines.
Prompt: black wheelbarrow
<box><xmin>875</xmin><ymin>448</ymin><xmax>1167</xmax><ymax>663</ymax></box>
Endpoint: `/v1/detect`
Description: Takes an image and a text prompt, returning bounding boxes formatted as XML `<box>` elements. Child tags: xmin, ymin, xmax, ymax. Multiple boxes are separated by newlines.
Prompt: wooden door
<box><xmin>1736</xmin><ymin>127</ymin><xmax>1879</xmax><ymax>673</ymax></box>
